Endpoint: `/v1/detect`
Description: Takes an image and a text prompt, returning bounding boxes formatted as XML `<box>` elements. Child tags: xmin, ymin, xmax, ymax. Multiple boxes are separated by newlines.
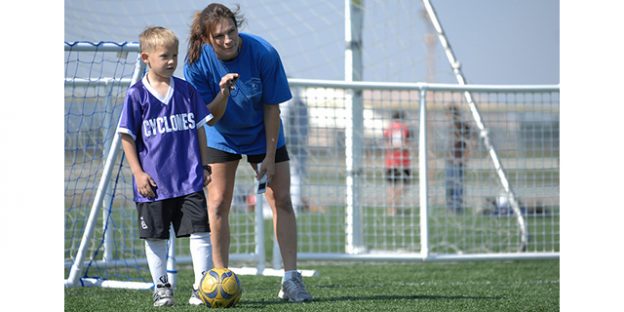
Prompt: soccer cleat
<box><xmin>278</xmin><ymin>272</ymin><xmax>313</xmax><ymax>303</ymax></box>
<box><xmin>188</xmin><ymin>288</ymin><xmax>203</xmax><ymax>306</ymax></box>
<box><xmin>153</xmin><ymin>283</ymin><xmax>174</xmax><ymax>307</ymax></box>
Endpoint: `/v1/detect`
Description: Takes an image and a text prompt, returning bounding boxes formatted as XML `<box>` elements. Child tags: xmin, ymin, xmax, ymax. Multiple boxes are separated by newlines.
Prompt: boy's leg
<box><xmin>189</xmin><ymin>232</ymin><xmax>212</xmax><ymax>289</ymax></box>
<box><xmin>145</xmin><ymin>239</ymin><xmax>174</xmax><ymax>306</ymax></box>
<box><xmin>173</xmin><ymin>191</ymin><xmax>214</xmax><ymax>305</ymax></box>
<box><xmin>188</xmin><ymin>232</ymin><xmax>211</xmax><ymax>305</ymax></box>
<box><xmin>137</xmin><ymin>200</ymin><xmax>175</xmax><ymax>306</ymax></box>
<box><xmin>145</xmin><ymin>239</ymin><xmax>170</xmax><ymax>287</ymax></box>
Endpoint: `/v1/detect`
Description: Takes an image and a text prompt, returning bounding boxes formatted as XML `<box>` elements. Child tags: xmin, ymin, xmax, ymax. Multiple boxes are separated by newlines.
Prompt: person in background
<box><xmin>281</xmin><ymin>85</ymin><xmax>309</xmax><ymax>213</ymax></box>
<box><xmin>445</xmin><ymin>104</ymin><xmax>473</xmax><ymax>213</ymax></box>
<box><xmin>383</xmin><ymin>110</ymin><xmax>412</xmax><ymax>216</ymax></box>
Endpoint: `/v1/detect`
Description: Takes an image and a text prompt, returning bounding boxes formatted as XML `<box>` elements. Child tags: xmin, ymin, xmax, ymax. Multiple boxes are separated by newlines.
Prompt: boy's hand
<box><xmin>135</xmin><ymin>171</ymin><xmax>157</xmax><ymax>199</ymax></box>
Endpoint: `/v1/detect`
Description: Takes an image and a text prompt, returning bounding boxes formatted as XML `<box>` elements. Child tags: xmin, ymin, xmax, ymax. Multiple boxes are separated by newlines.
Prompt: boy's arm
<box><xmin>120</xmin><ymin>134</ymin><xmax>157</xmax><ymax>198</ymax></box>
<box><xmin>197</xmin><ymin>126</ymin><xmax>211</xmax><ymax>186</ymax></box>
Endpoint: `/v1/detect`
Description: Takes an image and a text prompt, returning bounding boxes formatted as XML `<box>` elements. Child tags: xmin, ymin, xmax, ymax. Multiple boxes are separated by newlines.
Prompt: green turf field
<box><xmin>64</xmin><ymin>259</ymin><xmax>559</xmax><ymax>311</ymax></box>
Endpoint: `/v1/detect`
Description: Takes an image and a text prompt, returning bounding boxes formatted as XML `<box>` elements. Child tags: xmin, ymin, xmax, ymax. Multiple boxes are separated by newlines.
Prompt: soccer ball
<box><xmin>198</xmin><ymin>268</ymin><xmax>242</xmax><ymax>308</ymax></box>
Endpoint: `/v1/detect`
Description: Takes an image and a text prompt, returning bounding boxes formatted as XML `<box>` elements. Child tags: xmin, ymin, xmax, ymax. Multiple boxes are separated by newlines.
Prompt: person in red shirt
<box><xmin>383</xmin><ymin>111</ymin><xmax>412</xmax><ymax>216</ymax></box>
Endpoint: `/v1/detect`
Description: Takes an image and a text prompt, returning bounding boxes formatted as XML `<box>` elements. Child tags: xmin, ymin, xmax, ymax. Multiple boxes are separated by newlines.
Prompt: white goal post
<box><xmin>64</xmin><ymin>41</ymin><xmax>559</xmax><ymax>290</ymax></box>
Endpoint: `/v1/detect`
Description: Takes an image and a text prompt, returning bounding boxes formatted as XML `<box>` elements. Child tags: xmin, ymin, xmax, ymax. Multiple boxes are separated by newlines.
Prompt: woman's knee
<box><xmin>271</xmin><ymin>189</ymin><xmax>293</xmax><ymax>212</ymax></box>
<box><xmin>207</xmin><ymin>191</ymin><xmax>233</xmax><ymax>216</ymax></box>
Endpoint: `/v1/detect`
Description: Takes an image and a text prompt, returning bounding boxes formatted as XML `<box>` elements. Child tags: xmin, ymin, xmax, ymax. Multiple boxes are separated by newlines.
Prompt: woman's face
<box><xmin>208</xmin><ymin>17</ymin><xmax>240</xmax><ymax>61</ymax></box>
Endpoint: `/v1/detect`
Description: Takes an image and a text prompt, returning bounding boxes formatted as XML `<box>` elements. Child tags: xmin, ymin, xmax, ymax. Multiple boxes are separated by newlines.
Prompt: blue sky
<box><xmin>432</xmin><ymin>0</ymin><xmax>559</xmax><ymax>84</ymax></box>
<box><xmin>64</xmin><ymin>0</ymin><xmax>559</xmax><ymax>85</ymax></box>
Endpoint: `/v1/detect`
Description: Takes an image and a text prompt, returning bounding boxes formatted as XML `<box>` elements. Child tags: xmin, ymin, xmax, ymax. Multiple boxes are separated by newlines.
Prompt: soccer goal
<box><xmin>64</xmin><ymin>41</ymin><xmax>559</xmax><ymax>290</ymax></box>
<box><xmin>64</xmin><ymin>42</ymin><xmax>276</xmax><ymax>290</ymax></box>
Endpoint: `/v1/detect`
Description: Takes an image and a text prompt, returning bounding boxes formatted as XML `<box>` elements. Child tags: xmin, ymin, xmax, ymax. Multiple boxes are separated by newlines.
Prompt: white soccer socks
<box><xmin>145</xmin><ymin>239</ymin><xmax>169</xmax><ymax>286</ymax></box>
<box><xmin>190</xmin><ymin>232</ymin><xmax>213</xmax><ymax>289</ymax></box>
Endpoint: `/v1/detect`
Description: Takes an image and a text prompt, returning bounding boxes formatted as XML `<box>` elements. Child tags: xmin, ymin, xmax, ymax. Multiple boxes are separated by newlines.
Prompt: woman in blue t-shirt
<box><xmin>184</xmin><ymin>3</ymin><xmax>312</xmax><ymax>303</ymax></box>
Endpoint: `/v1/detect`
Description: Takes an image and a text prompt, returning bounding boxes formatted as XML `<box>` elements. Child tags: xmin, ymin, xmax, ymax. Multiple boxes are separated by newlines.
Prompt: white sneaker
<box><xmin>277</xmin><ymin>272</ymin><xmax>313</xmax><ymax>303</ymax></box>
<box><xmin>153</xmin><ymin>283</ymin><xmax>174</xmax><ymax>307</ymax></box>
<box><xmin>188</xmin><ymin>288</ymin><xmax>203</xmax><ymax>306</ymax></box>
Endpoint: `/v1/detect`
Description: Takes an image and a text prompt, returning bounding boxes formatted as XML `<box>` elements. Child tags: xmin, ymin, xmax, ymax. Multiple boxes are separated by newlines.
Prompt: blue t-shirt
<box><xmin>118</xmin><ymin>76</ymin><xmax>213</xmax><ymax>202</ymax></box>
<box><xmin>184</xmin><ymin>32</ymin><xmax>292</xmax><ymax>155</ymax></box>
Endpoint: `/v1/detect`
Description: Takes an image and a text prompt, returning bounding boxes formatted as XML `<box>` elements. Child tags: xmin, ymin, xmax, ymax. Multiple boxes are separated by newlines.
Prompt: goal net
<box><xmin>64</xmin><ymin>0</ymin><xmax>559</xmax><ymax>290</ymax></box>
<box><xmin>286</xmin><ymin>80</ymin><xmax>559</xmax><ymax>261</ymax></box>
<box><xmin>64</xmin><ymin>42</ymin><xmax>559</xmax><ymax>290</ymax></box>
<box><xmin>64</xmin><ymin>42</ymin><xmax>264</xmax><ymax>289</ymax></box>
<box><xmin>64</xmin><ymin>42</ymin><xmax>151</xmax><ymax>288</ymax></box>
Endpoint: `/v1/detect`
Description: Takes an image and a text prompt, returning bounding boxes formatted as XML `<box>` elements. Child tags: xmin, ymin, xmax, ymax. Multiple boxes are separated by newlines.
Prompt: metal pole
<box><xmin>102</xmin><ymin>79</ymin><xmax>114</xmax><ymax>263</ymax></box>
<box><xmin>254</xmin><ymin>195</ymin><xmax>266</xmax><ymax>274</ymax></box>
<box><xmin>420</xmin><ymin>0</ymin><xmax>528</xmax><ymax>251</ymax></box>
<box><xmin>166</xmin><ymin>225</ymin><xmax>177</xmax><ymax>289</ymax></box>
<box><xmin>344</xmin><ymin>0</ymin><xmax>365</xmax><ymax>254</ymax></box>
<box><xmin>418</xmin><ymin>88</ymin><xmax>429</xmax><ymax>259</ymax></box>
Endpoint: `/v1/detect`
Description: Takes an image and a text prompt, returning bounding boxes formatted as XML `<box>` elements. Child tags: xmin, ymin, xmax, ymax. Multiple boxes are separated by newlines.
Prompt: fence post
<box><xmin>419</xmin><ymin>87</ymin><xmax>429</xmax><ymax>259</ymax></box>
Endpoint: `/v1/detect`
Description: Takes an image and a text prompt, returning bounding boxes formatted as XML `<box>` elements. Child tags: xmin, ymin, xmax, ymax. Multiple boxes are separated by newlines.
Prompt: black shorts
<box><xmin>136</xmin><ymin>191</ymin><xmax>210</xmax><ymax>239</ymax></box>
<box><xmin>205</xmin><ymin>145</ymin><xmax>290</xmax><ymax>164</ymax></box>
<box><xmin>385</xmin><ymin>168</ymin><xmax>411</xmax><ymax>184</ymax></box>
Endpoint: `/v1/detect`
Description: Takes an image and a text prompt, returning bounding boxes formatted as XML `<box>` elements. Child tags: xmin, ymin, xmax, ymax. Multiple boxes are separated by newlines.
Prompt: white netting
<box><xmin>64</xmin><ymin>43</ymin><xmax>260</xmax><ymax>287</ymax></box>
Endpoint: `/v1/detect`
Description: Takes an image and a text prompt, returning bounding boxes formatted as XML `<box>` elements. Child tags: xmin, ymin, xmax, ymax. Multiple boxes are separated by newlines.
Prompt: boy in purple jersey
<box><xmin>118</xmin><ymin>26</ymin><xmax>214</xmax><ymax>307</ymax></box>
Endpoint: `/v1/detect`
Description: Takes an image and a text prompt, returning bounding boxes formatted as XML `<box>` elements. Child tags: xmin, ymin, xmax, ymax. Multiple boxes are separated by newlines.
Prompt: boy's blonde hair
<box><xmin>139</xmin><ymin>26</ymin><xmax>179</xmax><ymax>53</ymax></box>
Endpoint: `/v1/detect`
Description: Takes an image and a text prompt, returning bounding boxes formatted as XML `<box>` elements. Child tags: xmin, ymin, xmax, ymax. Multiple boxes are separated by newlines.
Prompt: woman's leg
<box><xmin>258</xmin><ymin>161</ymin><xmax>298</xmax><ymax>271</ymax></box>
<box><xmin>206</xmin><ymin>160</ymin><xmax>239</xmax><ymax>268</ymax></box>
<box><xmin>255</xmin><ymin>160</ymin><xmax>313</xmax><ymax>302</ymax></box>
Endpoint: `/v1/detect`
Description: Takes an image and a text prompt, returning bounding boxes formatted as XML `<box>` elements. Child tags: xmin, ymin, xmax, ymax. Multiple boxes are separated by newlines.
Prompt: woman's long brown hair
<box><xmin>186</xmin><ymin>3</ymin><xmax>244</xmax><ymax>64</ymax></box>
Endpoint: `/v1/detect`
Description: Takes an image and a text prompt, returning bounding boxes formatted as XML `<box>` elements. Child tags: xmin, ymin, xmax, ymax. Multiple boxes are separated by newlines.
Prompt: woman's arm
<box><xmin>206</xmin><ymin>73</ymin><xmax>239</xmax><ymax>125</ymax></box>
<box><xmin>258</xmin><ymin>104</ymin><xmax>281</xmax><ymax>181</ymax></box>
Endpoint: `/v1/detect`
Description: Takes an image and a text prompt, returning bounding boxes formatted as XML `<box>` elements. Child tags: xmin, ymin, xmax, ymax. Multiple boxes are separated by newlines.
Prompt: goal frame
<box><xmin>64</xmin><ymin>42</ymin><xmax>558</xmax><ymax>290</ymax></box>
<box><xmin>64</xmin><ymin>42</ymin><xmax>288</xmax><ymax>290</ymax></box>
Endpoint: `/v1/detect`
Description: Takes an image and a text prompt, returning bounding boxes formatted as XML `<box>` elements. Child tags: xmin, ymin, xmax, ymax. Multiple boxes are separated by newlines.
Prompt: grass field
<box><xmin>65</xmin><ymin>259</ymin><xmax>559</xmax><ymax>311</ymax></box>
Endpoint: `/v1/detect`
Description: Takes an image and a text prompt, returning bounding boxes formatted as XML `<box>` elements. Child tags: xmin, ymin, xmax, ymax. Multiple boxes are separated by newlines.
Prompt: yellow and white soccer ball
<box><xmin>198</xmin><ymin>268</ymin><xmax>242</xmax><ymax>308</ymax></box>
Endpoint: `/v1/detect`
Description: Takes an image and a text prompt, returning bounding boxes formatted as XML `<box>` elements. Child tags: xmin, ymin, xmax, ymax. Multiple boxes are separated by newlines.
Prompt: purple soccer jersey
<box><xmin>118</xmin><ymin>76</ymin><xmax>213</xmax><ymax>202</ymax></box>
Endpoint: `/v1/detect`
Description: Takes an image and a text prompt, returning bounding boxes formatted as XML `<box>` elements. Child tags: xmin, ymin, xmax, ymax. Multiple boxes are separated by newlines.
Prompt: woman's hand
<box><xmin>219</xmin><ymin>73</ymin><xmax>239</xmax><ymax>96</ymax></box>
<box><xmin>257</xmin><ymin>158</ymin><xmax>276</xmax><ymax>184</ymax></box>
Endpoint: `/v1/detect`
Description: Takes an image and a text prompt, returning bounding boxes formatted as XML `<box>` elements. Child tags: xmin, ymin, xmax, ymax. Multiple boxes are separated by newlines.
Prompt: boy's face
<box><xmin>142</xmin><ymin>43</ymin><xmax>178</xmax><ymax>79</ymax></box>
